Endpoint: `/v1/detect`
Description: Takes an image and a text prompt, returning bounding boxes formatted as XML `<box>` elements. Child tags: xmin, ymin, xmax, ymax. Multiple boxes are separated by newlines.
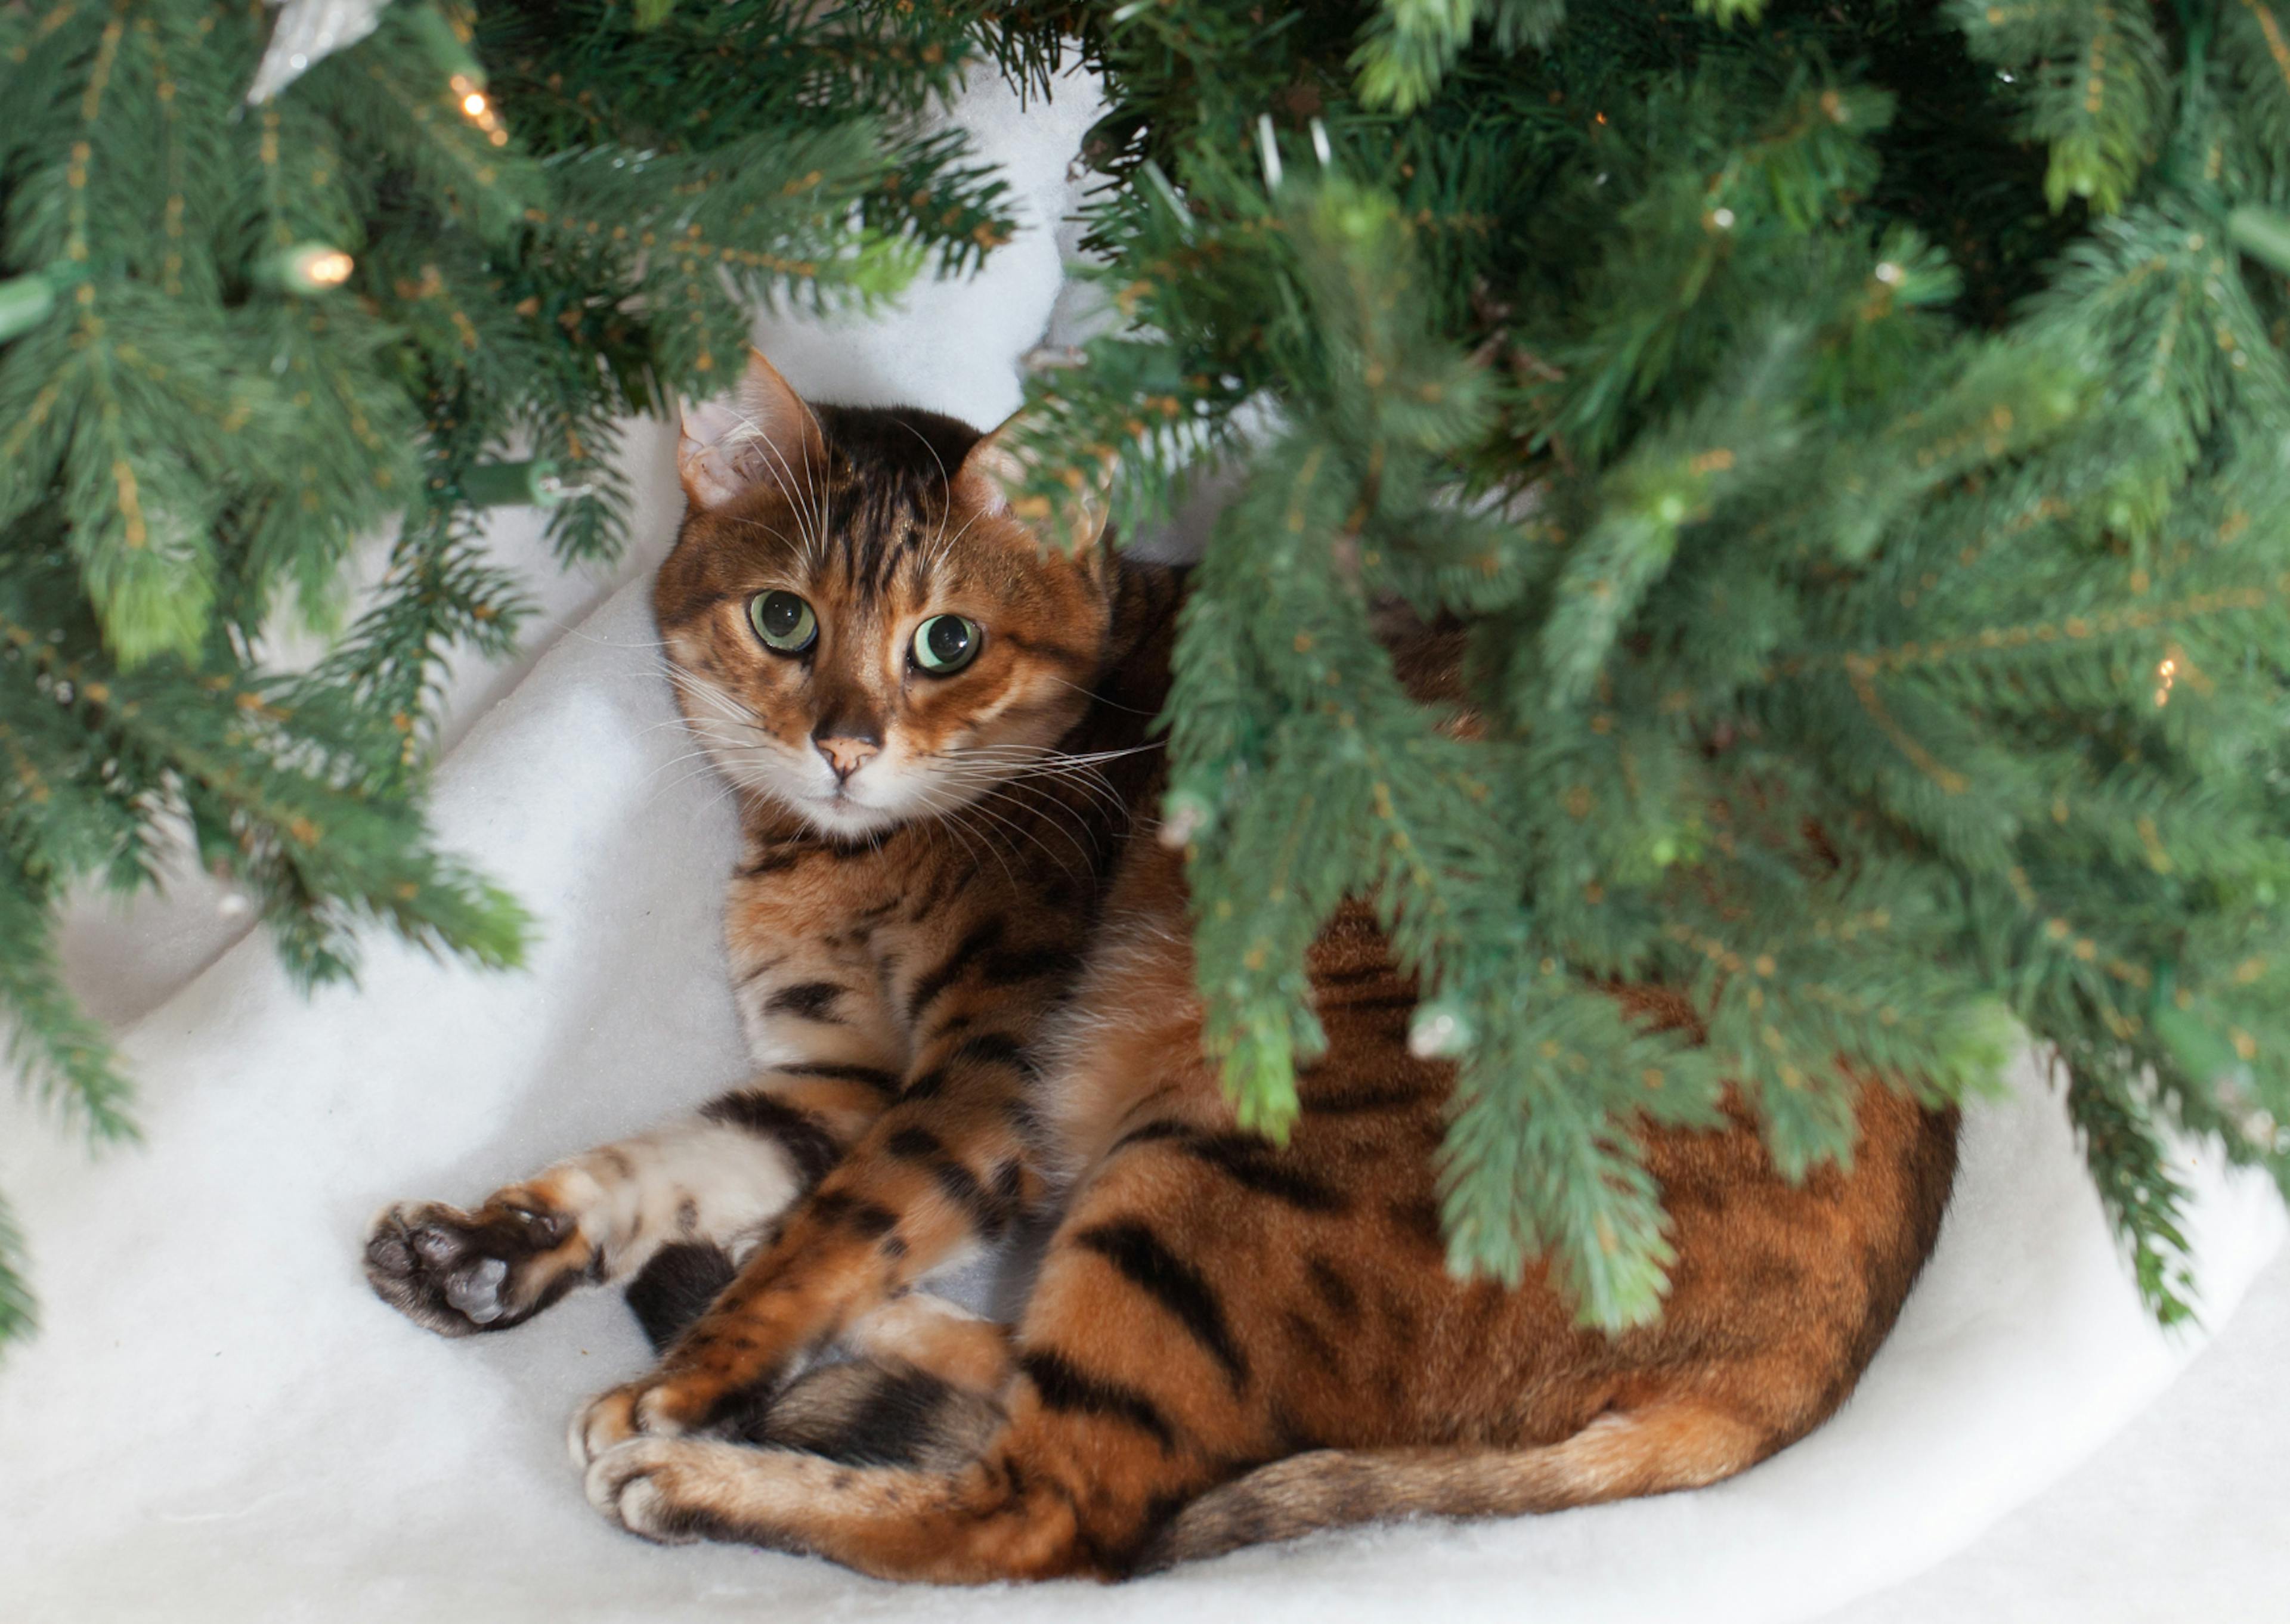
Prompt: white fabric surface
<box><xmin>1815</xmin><ymin>1246</ymin><xmax>2290</xmax><ymax>1622</ymax></box>
<box><xmin>6</xmin><ymin>68</ymin><xmax>2285</xmax><ymax>1623</ymax></box>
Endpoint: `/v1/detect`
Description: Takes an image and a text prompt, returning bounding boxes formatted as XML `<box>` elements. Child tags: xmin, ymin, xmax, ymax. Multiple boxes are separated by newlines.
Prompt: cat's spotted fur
<box><xmin>368</xmin><ymin>351</ymin><xmax>1957</xmax><ymax>1581</ymax></box>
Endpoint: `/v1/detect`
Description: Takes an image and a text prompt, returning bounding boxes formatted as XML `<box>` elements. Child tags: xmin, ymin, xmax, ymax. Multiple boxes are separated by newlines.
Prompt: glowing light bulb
<box><xmin>1407</xmin><ymin>1000</ymin><xmax>1474</xmax><ymax>1059</ymax></box>
<box><xmin>462</xmin><ymin>91</ymin><xmax>488</xmax><ymax>117</ymax></box>
<box><xmin>2155</xmin><ymin>655</ymin><xmax>2178</xmax><ymax>708</ymax></box>
<box><xmin>268</xmin><ymin>243</ymin><xmax>355</xmax><ymax>293</ymax></box>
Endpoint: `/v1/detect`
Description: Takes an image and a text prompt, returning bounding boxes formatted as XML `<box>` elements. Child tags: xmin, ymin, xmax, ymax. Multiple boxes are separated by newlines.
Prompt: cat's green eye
<box><xmin>911</xmin><ymin>614</ymin><xmax>981</xmax><ymax>675</ymax></box>
<box><xmin>750</xmin><ymin>590</ymin><xmax>817</xmax><ymax>655</ymax></box>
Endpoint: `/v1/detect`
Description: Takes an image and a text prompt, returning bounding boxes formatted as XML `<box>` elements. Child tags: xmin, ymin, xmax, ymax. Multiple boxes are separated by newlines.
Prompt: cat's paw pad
<box><xmin>570</xmin><ymin>1378</ymin><xmax>698</xmax><ymax>1468</ymax></box>
<box><xmin>364</xmin><ymin>1198</ymin><xmax>577</xmax><ymax>1336</ymax></box>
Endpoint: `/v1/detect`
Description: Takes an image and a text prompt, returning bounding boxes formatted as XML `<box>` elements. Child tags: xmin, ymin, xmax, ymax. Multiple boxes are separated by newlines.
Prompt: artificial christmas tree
<box><xmin>8</xmin><ymin>0</ymin><xmax>2290</xmax><ymax>1363</ymax></box>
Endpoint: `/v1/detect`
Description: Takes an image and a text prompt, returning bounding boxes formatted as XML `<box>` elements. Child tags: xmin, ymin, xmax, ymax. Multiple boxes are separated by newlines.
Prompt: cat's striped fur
<box><xmin>368</xmin><ymin>351</ymin><xmax>1957</xmax><ymax>1580</ymax></box>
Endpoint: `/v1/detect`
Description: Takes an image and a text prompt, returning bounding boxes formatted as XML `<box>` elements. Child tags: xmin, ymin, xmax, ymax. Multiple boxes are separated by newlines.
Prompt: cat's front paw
<box><xmin>364</xmin><ymin>1197</ymin><xmax>584</xmax><ymax>1336</ymax></box>
<box><xmin>570</xmin><ymin>1375</ymin><xmax>710</xmax><ymax>1468</ymax></box>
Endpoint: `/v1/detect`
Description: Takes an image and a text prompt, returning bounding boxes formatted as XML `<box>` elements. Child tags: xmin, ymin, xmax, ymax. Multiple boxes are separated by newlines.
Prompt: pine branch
<box><xmin>1007</xmin><ymin>0</ymin><xmax>2290</xmax><ymax>1329</ymax></box>
<box><xmin>0</xmin><ymin>1189</ymin><xmax>32</xmax><ymax>1354</ymax></box>
<box><xmin>1353</xmin><ymin>0</ymin><xmax>1567</xmax><ymax>113</ymax></box>
<box><xmin>0</xmin><ymin>856</ymin><xmax>137</xmax><ymax>1146</ymax></box>
<box><xmin>1951</xmin><ymin>0</ymin><xmax>2169</xmax><ymax>214</ymax></box>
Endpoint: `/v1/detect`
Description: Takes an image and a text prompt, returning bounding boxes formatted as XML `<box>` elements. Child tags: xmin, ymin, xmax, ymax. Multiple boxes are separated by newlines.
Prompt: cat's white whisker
<box><xmin>1040</xmin><ymin>672</ymin><xmax>1162</xmax><ymax>718</ymax></box>
<box><xmin>742</xmin><ymin>419</ymin><xmax>828</xmax><ymax>567</ymax></box>
<box><xmin>907</xmin><ymin>780</ymin><xmax>1023</xmax><ymax>893</ymax></box>
<box><xmin>927</xmin><ymin>503</ymin><xmax>989</xmax><ymax>576</ymax></box>
<box><xmin>640</xmin><ymin>746</ymin><xmax>734</xmax><ymax>786</ymax></box>
<box><xmin>541</xmin><ymin>622</ymin><xmax>673</xmax><ymax>650</ymax></box>
<box><xmin>1008</xmin><ymin>768</ymin><xmax>1131</xmax><ymax>825</ymax></box>
<box><xmin>961</xmin><ymin>783</ymin><xmax>1094</xmax><ymax>883</ymax></box>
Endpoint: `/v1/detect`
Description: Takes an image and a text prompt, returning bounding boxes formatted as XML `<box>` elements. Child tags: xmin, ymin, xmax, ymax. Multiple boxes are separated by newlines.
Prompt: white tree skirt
<box><xmin>4</xmin><ymin>69</ymin><xmax>2283</xmax><ymax>1624</ymax></box>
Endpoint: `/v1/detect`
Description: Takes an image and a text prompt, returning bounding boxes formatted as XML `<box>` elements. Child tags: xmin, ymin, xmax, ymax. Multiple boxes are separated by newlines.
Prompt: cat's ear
<box><xmin>677</xmin><ymin>348</ymin><xmax>825</xmax><ymax>512</ymax></box>
<box><xmin>955</xmin><ymin>415</ymin><xmax>1114</xmax><ymax>554</ymax></box>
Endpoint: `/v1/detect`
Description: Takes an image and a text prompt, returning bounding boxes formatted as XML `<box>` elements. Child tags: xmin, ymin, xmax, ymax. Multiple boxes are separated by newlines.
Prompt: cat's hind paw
<box><xmin>364</xmin><ymin>1198</ymin><xmax>584</xmax><ymax>1336</ymax></box>
<box><xmin>586</xmin><ymin>1437</ymin><xmax>709</xmax><ymax>1543</ymax></box>
<box><xmin>586</xmin><ymin>1436</ymin><xmax>796</xmax><ymax>1548</ymax></box>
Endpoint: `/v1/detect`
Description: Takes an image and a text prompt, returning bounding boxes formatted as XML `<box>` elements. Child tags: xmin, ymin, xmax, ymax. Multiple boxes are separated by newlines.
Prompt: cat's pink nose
<box><xmin>813</xmin><ymin>731</ymin><xmax>880</xmax><ymax>782</ymax></box>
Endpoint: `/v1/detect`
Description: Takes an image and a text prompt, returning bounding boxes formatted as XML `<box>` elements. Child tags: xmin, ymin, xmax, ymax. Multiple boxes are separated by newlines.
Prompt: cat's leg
<box><xmin>364</xmin><ymin>1062</ymin><xmax>897</xmax><ymax>1337</ymax></box>
<box><xmin>842</xmin><ymin>1290</ymin><xmax>1016</xmax><ymax>1397</ymax></box>
<box><xmin>581</xmin><ymin>1143</ymin><xmax>1219</xmax><ymax>1579</ymax></box>
<box><xmin>570</xmin><ymin>975</ymin><xmax>1044</xmax><ymax>1456</ymax></box>
<box><xmin>741</xmin><ymin>1293</ymin><xmax>1014</xmax><ymax>1470</ymax></box>
<box><xmin>583</xmin><ymin>1384</ymin><xmax>1206</xmax><ymax>1582</ymax></box>
<box><xmin>367</xmin><ymin>912</ymin><xmax>912</xmax><ymax>1340</ymax></box>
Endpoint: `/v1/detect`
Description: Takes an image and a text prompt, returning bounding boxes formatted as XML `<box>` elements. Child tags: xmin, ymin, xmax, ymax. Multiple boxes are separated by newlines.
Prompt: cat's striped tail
<box><xmin>1138</xmin><ymin>1399</ymin><xmax>1770</xmax><ymax>1569</ymax></box>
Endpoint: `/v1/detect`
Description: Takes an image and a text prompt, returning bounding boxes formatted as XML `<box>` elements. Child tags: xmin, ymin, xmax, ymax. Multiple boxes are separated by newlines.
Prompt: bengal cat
<box><xmin>366</xmin><ymin>350</ymin><xmax>1958</xmax><ymax>1580</ymax></box>
<box><xmin>365</xmin><ymin>346</ymin><xmax>1177</xmax><ymax>1386</ymax></box>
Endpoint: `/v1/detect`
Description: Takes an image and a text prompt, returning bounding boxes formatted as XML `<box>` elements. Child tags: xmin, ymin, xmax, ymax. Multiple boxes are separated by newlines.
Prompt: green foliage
<box><xmin>0</xmin><ymin>1193</ymin><xmax>29</xmax><ymax>1347</ymax></box>
<box><xmin>1353</xmin><ymin>1</ymin><xmax>1568</xmax><ymax>111</ymax></box>
<box><xmin>992</xmin><ymin>0</ymin><xmax>2290</xmax><ymax>1328</ymax></box>
<box><xmin>1951</xmin><ymin>0</ymin><xmax>2169</xmax><ymax>213</ymax></box>
<box><xmin>0</xmin><ymin>0</ymin><xmax>1013</xmax><ymax>1352</ymax></box>
<box><xmin>12</xmin><ymin>0</ymin><xmax>2290</xmax><ymax>1355</ymax></box>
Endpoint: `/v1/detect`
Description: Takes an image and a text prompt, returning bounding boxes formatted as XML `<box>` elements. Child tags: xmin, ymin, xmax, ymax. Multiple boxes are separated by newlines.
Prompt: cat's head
<box><xmin>654</xmin><ymin>349</ymin><xmax>1121</xmax><ymax>839</ymax></box>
